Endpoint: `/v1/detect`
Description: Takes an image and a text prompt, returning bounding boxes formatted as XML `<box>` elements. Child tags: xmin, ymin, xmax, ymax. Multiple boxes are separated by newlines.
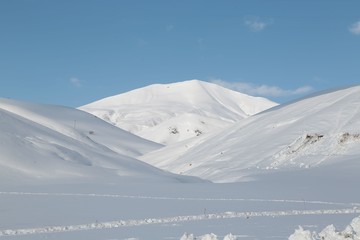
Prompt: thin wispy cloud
<box><xmin>166</xmin><ymin>24</ymin><xmax>175</xmax><ymax>32</ymax></box>
<box><xmin>197</xmin><ymin>38</ymin><xmax>205</xmax><ymax>49</ymax></box>
<box><xmin>244</xmin><ymin>16</ymin><xmax>272</xmax><ymax>32</ymax></box>
<box><xmin>349</xmin><ymin>21</ymin><xmax>360</xmax><ymax>35</ymax></box>
<box><xmin>136</xmin><ymin>38</ymin><xmax>148</xmax><ymax>47</ymax></box>
<box><xmin>211</xmin><ymin>80</ymin><xmax>313</xmax><ymax>98</ymax></box>
<box><xmin>70</xmin><ymin>77</ymin><xmax>82</xmax><ymax>88</ymax></box>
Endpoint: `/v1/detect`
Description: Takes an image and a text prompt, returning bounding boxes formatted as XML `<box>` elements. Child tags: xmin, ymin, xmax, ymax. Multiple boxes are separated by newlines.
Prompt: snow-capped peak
<box><xmin>80</xmin><ymin>80</ymin><xmax>277</xmax><ymax>144</ymax></box>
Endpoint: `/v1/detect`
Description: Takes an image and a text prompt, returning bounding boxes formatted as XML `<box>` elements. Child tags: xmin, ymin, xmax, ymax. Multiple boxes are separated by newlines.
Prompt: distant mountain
<box><xmin>0</xmin><ymin>98</ymin><xmax>200</xmax><ymax>184</ymax></box>
<box><xmin>80</xmin><ymin>80</ymin><xmax>277</xmax><ymax>144</ymax></box>
<box><xmin>140</xmin><ymin>85</ymin><xmax>360</xmax><ymax>183</ymax></box>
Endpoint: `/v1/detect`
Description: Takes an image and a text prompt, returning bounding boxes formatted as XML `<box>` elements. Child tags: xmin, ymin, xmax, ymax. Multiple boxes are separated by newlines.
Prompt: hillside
<box><xmin>80</xmin><ymin>80</ymin><xmax>277</xmax><ymax>144</ymax></box>
<box><xmin>1</xmin><ymin>89</ymin><xmax>360</xmax><ymax>240</ymax></box>
<box><xmin>140</xmin><ymin>85</ymin><xmax>360</xmax><ymax>182</ymax></box>
<box><xmin>0</xmin><ymin>98</ymin><xmax>199</xmax><ymax>184</ymax></box>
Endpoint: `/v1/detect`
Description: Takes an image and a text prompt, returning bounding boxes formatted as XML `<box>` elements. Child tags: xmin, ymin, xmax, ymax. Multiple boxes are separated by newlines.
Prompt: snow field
<box><xmin>1</xmin><ymin>182</ymin><xmax>360</xmax><ymax>239</ymax></box>
<box><xmin>1</xmin><ymin>207</ymin><xmax>359</xmax><ymax>237</ymax></box>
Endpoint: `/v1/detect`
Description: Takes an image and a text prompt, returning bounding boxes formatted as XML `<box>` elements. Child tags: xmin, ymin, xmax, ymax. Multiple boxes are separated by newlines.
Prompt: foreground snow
<box><xmin>2</xmin><ymin>205</ymin><xmax>358</xmax><ymax>237</ymax></box>
<box><xmin>289</xmin><ymin>215</ymin><xmax>360</xmax><ymax>240</ymax></box>
<box><xmin>1</xmin><ymin>171</ymin><xmax>359</xmax><ymax>240</ymax></box>
<box><xmin>183</xmin><ymin>215</ymin><xmax>360</xmax><ymax>240</ymax></box>
<box><xmin>180</xmin><ymin>233</ymin><xmax>237</xmax><ymax>240</ymax></box>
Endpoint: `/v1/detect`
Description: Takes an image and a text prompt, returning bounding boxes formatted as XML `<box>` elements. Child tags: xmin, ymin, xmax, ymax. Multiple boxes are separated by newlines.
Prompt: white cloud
<box><xmin>349</xmin><ymin>21</ymin><xmax>360</xmax><ymax>35</ymax></box>
<box><xmin>244</xmin><ymin>16</ymin><xmax>272</xmax><ymax>32</ymax></box>
<box><xmin>70</xmin><ymin>77</ymin><xmax>82</xmax><ymax>87</ymax></box>
<box><xmin>211</xmin><ymin>80</ymin><xmax>313</xmax><ymax>98</ymax></box>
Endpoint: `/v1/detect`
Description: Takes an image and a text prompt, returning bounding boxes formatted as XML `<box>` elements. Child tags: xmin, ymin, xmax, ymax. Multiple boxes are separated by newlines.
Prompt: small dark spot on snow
<box><xmin>339</xmin><ymin>132</ymin><xmax>360</xmax><ymax>144</ymax></box>
<box><xmin>169</xmin><ymin>127</ymin><xmax>179</xmax><ymax>134</ymax></box>
<box><xmin>194</xmin><ymin>129</ymin><xmax>202</xmax><ymax>136</ymax></box>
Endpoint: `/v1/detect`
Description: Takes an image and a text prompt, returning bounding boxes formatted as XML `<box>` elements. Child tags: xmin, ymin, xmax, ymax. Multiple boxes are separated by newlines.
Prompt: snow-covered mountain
<box><xmin>80</xmin><ymin>80</ymin><xmax>277</xmax><ymax>144</ymax></box>
<box><xmin>1</xmin><ymin>87</ymin><xmax>360</xmax><ymax>240</ymax></box>
<box><xmin>0</xmin><ymin>98</ymin><xmax>199</xmax><ymax>184</ymax></box>
<box><xmin>140</xmin><ymin>85</ymin><xmax>360</xmax><ymax>182</ymax></box>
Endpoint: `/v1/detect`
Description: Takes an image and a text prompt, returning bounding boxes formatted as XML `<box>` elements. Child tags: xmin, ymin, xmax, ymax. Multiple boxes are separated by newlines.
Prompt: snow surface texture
<box><xmin>289</xmin><ymin>215</ymin><xmax>360</xmax><ymax>240</ymax></box>
<box><xmin>180</xmin><ymin>233</ymin><xmax>237</xmax><ymax>240</ymax></box>
<box><xmin>1</xmin><ymin>183</ymin><xmax>359</xmax><ymax>240</ymax></box>
<box><xmin>140</xmin><ymin>85</ymin><xmax>360</xmax><ymax>182</ymax></box>
<box><xmin>80</xmin><ymin>80</ymin><xmax>277</xmax><ymax>144</ymax></box>
<box><xmin>0</xmin><ymin>98</ymin><xmax>199</xmax><ymax>184</ymax></box>
<box><xmin>1</xmin><ymin>191</ymin><xmax>358</xmax><ymax>237</ymax></box>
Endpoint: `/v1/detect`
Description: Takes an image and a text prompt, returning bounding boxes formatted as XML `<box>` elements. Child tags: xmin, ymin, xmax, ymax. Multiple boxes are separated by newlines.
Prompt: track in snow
<box><xmin>1</xmin><ymin>208</ymin><xmax>360</xmax><ymax>237</ymax></box>
<box><xmin>1</xmin><ymin>191</ymin><xmax>359</xmax><ymax>207</ymax></box>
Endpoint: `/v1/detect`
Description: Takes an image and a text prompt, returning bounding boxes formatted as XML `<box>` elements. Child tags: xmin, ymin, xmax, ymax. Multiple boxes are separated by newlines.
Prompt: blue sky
<box><xmin>0</xmin><ymin>0</ymin><xmax>359</xmax><ymax>107</ymax></box>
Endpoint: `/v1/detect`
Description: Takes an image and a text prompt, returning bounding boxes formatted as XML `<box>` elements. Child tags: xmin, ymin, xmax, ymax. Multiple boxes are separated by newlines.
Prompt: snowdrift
<box><xmin>80</xmin><ymin>80</ymin><xmax>277</xmax><ymax>144</ymax></box>
<box><xmin>289</xmin><ymin>215</ymin><xmax>360</xmax><ymax>240</ymax></box>
<box><xmin>180</xmin><ymin>233</ymin><xmax>237</xmax><ymax>240</ymax></box>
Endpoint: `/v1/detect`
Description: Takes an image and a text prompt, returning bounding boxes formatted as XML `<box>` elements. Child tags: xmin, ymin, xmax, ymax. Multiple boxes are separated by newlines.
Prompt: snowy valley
<box><xmin>1</xmin><ymin>82</ymin><xmax>360</xmax><ymax>240</ymax></box>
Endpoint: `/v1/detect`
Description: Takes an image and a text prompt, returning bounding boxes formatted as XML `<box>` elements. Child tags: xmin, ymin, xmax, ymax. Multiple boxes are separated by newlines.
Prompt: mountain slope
<box><xmin>140</xmin><ymin>85</ymin><xmax>360</xmax><ymax>182</ymax></box>
<box><xmin>0</xmin><ymin>98</ymin><xmax>199</xmax><ymax>184</ymax></box>
<box><xmin>80</xmin><ymin>80</ymin><xmax>277</xmax><ymax>144</ymax></box>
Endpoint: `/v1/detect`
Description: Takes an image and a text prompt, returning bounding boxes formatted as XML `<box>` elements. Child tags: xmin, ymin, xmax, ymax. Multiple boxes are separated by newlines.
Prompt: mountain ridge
<box><xmin>80</xmin><ymin>80</ymin><xmax>277</xmax><ymax>144</ymax></box>
<box><xmin>140</xmin><ymin>85</ymin><xmax>360</xmax><ymax>182</ymax></box>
